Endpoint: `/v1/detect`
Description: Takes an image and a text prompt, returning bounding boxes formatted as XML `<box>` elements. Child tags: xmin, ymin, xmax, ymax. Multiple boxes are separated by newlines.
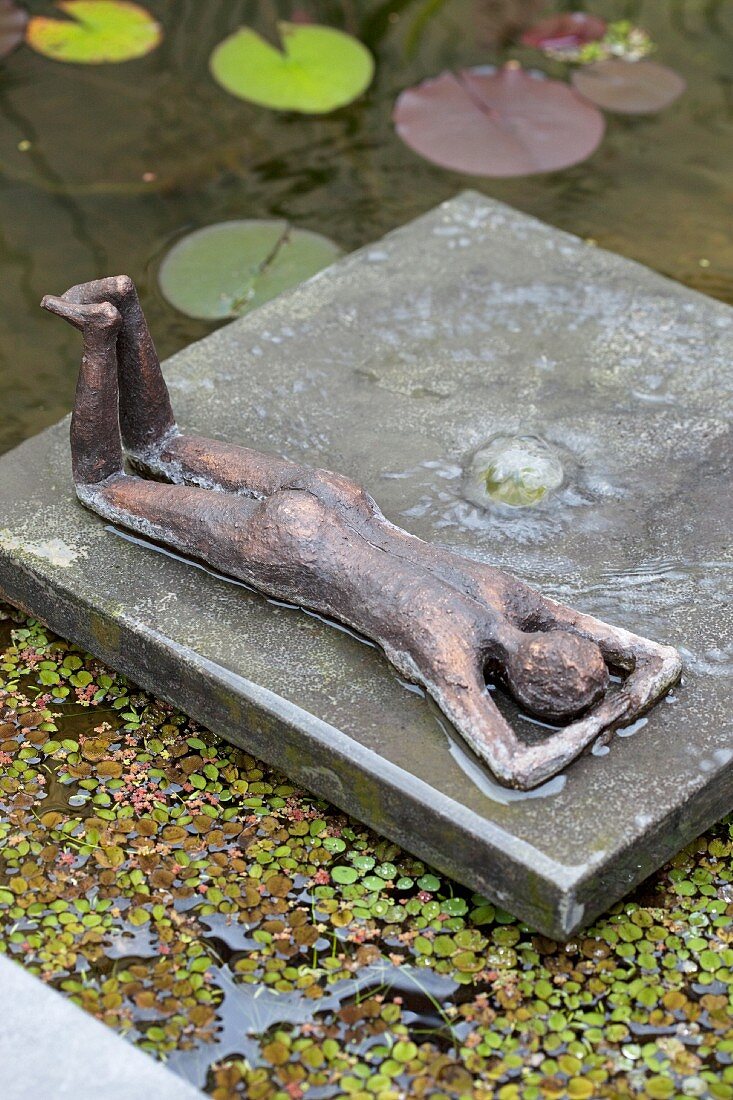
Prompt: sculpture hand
<box><xmin>413</xmin><ymin>648</ymin><xmax>616</xmax><ymax>791</ymax></box>
<box><xmin>525</xmin><ymin>598</ymin><xmax>682</xmax><ymax>759</ymax></box>
<box><xmin>381</xmin><ymin>592</ymin><xmax>610</xmax><ymax>790</ymax></box>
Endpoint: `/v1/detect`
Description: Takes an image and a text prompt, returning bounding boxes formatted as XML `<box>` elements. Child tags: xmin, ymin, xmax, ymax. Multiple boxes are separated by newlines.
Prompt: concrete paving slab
<box><xmin>0</xmin><ymin>192</ymin><xmax>730</xmax><ymax>938</ymax></box>
<box><xmin>0</xmin><ymin>955</ymin><xmax>204</xmax><ymax>1098</ymax></box>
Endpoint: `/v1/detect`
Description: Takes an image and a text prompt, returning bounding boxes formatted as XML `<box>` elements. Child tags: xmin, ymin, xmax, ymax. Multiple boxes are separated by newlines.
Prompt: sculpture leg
<box><xmin>41</xmin><ymin>297</ymin><xmax>125</xmax><ymax>487</ymax></box>
<box><xmin>60</xmin><ymin>276</ymin><xmax>177</xmax><ymax>455</ymax></box>
<box><xmin>42</xmin><ymin>292</ymin><xmax>265</xmax><ymax>564</ymax></box>
<box><xmin>58</xmin><ymin>276</ymin><xmax>298</xmax><ymax>496</ymax></box>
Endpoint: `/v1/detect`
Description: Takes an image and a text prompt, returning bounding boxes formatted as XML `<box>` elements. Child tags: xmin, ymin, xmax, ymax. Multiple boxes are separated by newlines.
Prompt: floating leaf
<box><xmin>26</xmin><ymin>0</ymin><xmax>161</xmax><ymax>64</ymax></box>
<box><xmin>521</xmin><ymin>12</ymin><xmax>606</xmax><ymax>56</ymax></box>
<box><xmin>417</xmin><ymin>873</ymin><xmax>441</xmax><ymax>892</ymax></box>
<box><xmin>158</xmin><ymin>219</ymin><xmax>343</xmax><ymax>321</ymax></box>
<box><xmin>392</xmin><ymin>1040</ymin><xmax>418</xmax><ymax>1063</ymax></box>
<box><xmin>572</xmin><ymin>59</ymin><xmax>686</xmax><ymax>115</ymax></box>
<box><xmin>0</xmin><ymin>0</ymin><xmax>27</xmax><ymax>59</ymax></box>
<box><xmin>393</xmin><ymin>64</ymin><xmax>605</xmax><ymax>177</ymax></box>
<box><xmin>331</xmin><ymin>865</ymin><xmax>359</xmax><ymax>885</ymax></box>
<box><xmin>210</xmin><ymin>21</ymin><xmax>374</xmax><ymax>114</ymax></box>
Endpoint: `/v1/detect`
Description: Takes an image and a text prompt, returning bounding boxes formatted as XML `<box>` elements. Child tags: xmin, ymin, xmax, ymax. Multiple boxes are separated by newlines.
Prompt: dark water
<box><xmin>1</xmin><ymin>0</ymin><xmax>732</xmax><ymax>456</ymax></box>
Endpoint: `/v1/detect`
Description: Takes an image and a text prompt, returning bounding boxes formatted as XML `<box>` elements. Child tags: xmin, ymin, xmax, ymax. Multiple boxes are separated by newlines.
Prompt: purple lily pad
<box><xmin>572</xmin><ymin>59</ymin><xmax>686</xmax><ymax>115</ymax></box>
<box><xmin>393</xmin><ymin>64</ymin><xmax>605</xmax><ymax>178</ymax></box>
<box><xmin>521</xmin><ymin>12</ymin><xmax>606</xmax><ymax>52</ymax></box>
<box><xmin>0</xmin><ymin>0</ymin><xmax>28</xmax><ymax>59</ymax></box>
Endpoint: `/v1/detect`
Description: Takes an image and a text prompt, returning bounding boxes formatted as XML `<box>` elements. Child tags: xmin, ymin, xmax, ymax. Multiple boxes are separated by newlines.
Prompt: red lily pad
<box><xmin>0</xmin><ymin>0</ymin><xmax>27</xmax><ymax>59</ymax></box>
<box><xmin>393</xmin><ymin>64</ymin><xmax>605</xmax><ymax>177</ymax></box>
<box><xmin>572</xmin><ymin>59</ymin><xmax>686</xmax><ymax>115</ymax></box>
<box><xmin>521</xmin><ymin>12</ymin><xmax>606</xmax><ymax>53</ymax></box>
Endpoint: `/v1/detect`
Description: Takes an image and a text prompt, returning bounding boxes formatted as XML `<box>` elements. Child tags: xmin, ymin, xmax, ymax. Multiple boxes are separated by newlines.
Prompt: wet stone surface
<box><xmin>0</xmin><ymin>192</ymin><xmax>730</xmax><ymax>938</ymax></box>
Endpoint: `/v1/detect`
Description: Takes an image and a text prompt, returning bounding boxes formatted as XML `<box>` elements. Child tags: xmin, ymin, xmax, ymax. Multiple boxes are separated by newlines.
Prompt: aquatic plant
<box><xmin>520</xmin><ymin>12</ymin><xmax>607</xmax><ymax>60</ymax></box>
<box><xmin>158</xmin><ymin>220</ymin><xmax>343</xmax><ymax>321</ymax></box>
<box><xmin>209</xmin><ymin>21</ymin><xmax>375</xmax><ymax>114</ymax></box>
<box><xmin>26</xmin><ymin>0</ymin><xmax>161</xmax><ymax>64</ymax></box>
<box><xmin>393</xmin><ymin>62</ymin><xmax>605</xmax><ymax>177</ymax></box>
<box><xmin>2</xmin><ymin>602</ymin><xmax>733</xmax><ymax>1097</ymax></box>
<box><xmin>573</xmin><ymin>59</ymin><xmax>686</xmax><ymax>116</ymax></box>
<box><xmin>12</xmin><ymin>1</ymin><xmax>685</xmax><ymax>187</ymax></box>
<box><xmin>518</xmin><ymin>15</ymin><xmax>683</xmax><ymax>116</ymax></box>
<box><xmin>521</xmin><ymin>15</ymin><xmax>653</xmax><ymax>64</ymax></box>
<box><xmin>393</xmin><ymin>8</ymin><xmax>685</xmax><ymax>177</ymax></box>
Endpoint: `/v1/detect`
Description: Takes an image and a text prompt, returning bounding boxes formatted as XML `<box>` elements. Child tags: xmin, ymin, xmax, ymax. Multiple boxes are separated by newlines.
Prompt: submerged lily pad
<box><xmin>210</xmin><ymin>21</ymin><xmax>374</xmax><ymax>114</ymax></box>
<box><xmin>158</xmin><ymin>219</ymin><xmax>343</xmax><ymax>321</ymax></box>
<box><xmin>572</xmin><ymin>59</ymin><xmax>686</xmax><ymax>115</ymax></box>
<box><xmin>26</xmin><ymin>0</ymin><xmax>161</xmax><ymax>64</ymax></box>
<box><xmin>393</xmin><ymin>64</ymin><xmax>605</xmax><ymax>177</ymax></box>
<box><xmin>0</xmin><ymin>0</ymin><xmax>27</xmax><ymax>60</ymax></box>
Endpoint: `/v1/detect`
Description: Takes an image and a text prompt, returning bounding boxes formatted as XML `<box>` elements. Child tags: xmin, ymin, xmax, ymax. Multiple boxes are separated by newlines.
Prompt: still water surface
<box><xmin>1</xmin><ymin>0</ymin><xmax>732</xmax><ymax>456</ymax></box>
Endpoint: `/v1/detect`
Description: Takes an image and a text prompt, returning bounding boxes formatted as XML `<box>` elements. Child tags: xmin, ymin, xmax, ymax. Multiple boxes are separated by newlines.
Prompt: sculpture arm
<box><xmin>533</xmin><ymin>595</ymin><xmax>682</xmax><ymax>738</ymax></box>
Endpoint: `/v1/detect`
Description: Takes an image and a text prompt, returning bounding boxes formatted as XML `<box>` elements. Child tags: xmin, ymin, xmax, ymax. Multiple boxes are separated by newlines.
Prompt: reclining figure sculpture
<box><xmin>42</xmin><ymin>277</ymin><xmax>682</xmax><ymax>790</ymax></box>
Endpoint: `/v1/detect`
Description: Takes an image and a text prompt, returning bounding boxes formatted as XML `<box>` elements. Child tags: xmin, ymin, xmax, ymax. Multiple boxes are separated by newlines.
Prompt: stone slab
<box><xmin>0</xmin><ymin>955</ymin><xmax>204</xmax><ymax>1098</ymax></box>
<box><xmin>0</xmin><ymin>192</ymin><xmax>731</xmax><ymax>939</ymax></box>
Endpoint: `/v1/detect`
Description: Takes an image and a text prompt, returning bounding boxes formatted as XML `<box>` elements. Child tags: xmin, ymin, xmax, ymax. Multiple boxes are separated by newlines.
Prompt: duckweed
<box><xmin>1</xmin><ymin>601</ymin><xmax>733</xmax><ymax>1099</ymax></box>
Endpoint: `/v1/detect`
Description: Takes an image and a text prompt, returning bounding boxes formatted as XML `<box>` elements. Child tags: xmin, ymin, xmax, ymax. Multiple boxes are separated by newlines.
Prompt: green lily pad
<box><xmin>209</xmin><ymin>21</ymin><xmax>374</xmax><ymax>114</ymax></box>
<box><xmin>158</xmin><ymin>219</ymin><xmax>343</xmax><ymax>321</ymax></box>
<box><xmin>26</xmin><ymin>0</ymin><xmax>161</xmax><ymax>64</ymax></box>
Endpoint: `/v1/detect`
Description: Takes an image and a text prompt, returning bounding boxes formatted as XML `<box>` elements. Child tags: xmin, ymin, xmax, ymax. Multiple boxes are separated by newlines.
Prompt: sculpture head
<box><xmin>504</xmin><ymin>629</ymin><xmax>609</xmax><ymax>723</ymax></box>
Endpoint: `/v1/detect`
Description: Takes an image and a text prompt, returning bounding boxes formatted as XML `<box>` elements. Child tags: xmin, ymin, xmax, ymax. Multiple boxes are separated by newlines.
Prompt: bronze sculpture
<box><xmin>42</xmin><ymin>276</ymin><xmax>682</xmax><ymax>790</ymax></box>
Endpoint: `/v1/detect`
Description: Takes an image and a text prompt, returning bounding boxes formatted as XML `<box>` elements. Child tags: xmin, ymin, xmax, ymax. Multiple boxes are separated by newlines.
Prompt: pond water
<box><xmin>1</xmin><ymin>0</ymin><xmax>733</xmax><ymax>457</ymax></box>
<box><xmin>2</xmin><ymin>4</ymin><xmax>733</xmax><ymax>1096</ymax></box>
